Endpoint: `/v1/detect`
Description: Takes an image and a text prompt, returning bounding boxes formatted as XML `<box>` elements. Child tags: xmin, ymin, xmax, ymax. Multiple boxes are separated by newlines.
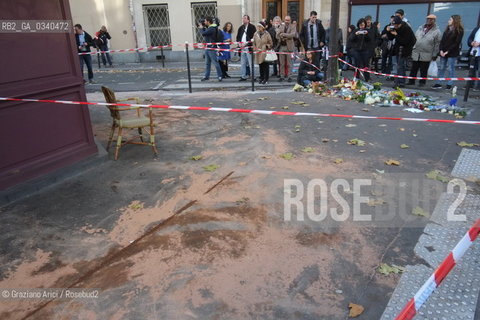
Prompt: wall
<box><xmin>69</xmin><ymin>0</ymin><xmax>137</xmax><ymax>62</ymax></box>
<box><xmin>131</xmin><ymin>0</ymin><xmax>242</xmax><ymax>61</ymax></box>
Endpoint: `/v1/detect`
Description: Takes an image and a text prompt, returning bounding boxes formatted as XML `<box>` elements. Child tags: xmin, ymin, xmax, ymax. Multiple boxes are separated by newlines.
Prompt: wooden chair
<box><xmin>101</xmin><ymin>86</ymin><xmax>158</xmax><ymax>160</ymax></box>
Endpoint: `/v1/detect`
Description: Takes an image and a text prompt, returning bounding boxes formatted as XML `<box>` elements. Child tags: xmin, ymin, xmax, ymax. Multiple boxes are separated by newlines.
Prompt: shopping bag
<box><xmin>428</xmin><ymin>61</ymin><xmax>438</xmax><ymax>77</ymax></box>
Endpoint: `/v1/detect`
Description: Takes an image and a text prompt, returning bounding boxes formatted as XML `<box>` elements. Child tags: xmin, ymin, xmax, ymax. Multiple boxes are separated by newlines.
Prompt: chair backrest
<box><xmin>101</xmin><ymin>86</ymin><xmax>121</xmax><ymax>120</ymax></box>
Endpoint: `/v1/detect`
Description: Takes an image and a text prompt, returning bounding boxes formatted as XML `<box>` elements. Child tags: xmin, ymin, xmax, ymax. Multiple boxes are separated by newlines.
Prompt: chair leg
<box><xmin>106</xmin><ymin>123</ymin><xmax>116</xmax><ymax>151</ymax></box>
<box><xmin>115</xmin><ymin>127</ymin><xmax>123</xmax><ymax>160</ymax></box>
<box><xmin>138</xmin><ymin>127</ymin><xmax>144</xmax><ymax>142</ymax></box>
<box><xmin>150</xmin><ymin>125</ymin><xmax>158</xmax><ymax>155</ymax></box>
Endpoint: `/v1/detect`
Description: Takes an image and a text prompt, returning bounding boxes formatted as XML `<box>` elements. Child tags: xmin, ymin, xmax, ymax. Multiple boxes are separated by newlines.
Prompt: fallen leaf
<box><xmin>385</xmin><ymin>159</ymin><xmax>400</xmax><ymax>166</ymax></box>
<box><xmin>302</xmin><ymin>103</ymin><xmax>310</xmax><ymax>107</ymax></box>
<box><xmin>334</xmin><ymin>158</ymin><xmax>344</xmax><ymax>164</ymax></box>
<box><xmin>457</xmin><ymin>141</ymin><xmax>480</xmax><ymax>147</ymax></box>
<box><xmin>413</xmin><ymin>134</ymin><xmax>418</xmax><ymax>137</ymax></box>
<box><xmin>359</xmin><ymin>150</ymin><xmax>366</xmax><ymax>153</ymax></box>
<box><xmin>203</xmin><ymin>164</ymin><xmax>220</xmax><ymax>172</ymax></box>
<box><xmin>301</xmin><ymin>147</ymin><xmax>315</xmax><ymax>153</ymax></box>
<box><xmin>269</xmin><ymin>107</ymin><xmax>276</xmax><ymax>109</ymax></box>
<box><xmin>279</xmin><ymin>153</ymin><xmax>295</xmax><ymax>160</ymax></box>
<box><xmin>412</xmin><ymin>206</ymin><xmax>429</xmax><ymax>217</ymax></box>
<box><xmin>282</xmin><ymin>106</ymin><xmax>289</xmax><ymax>110</ymax></box>
<box><xmin>257</xmin><ymin>97</ymin><xmax>269</xmax><ymax>101</ymax></box>
<box><xmin>378</xmin><ymin>263</ymin><xmax>405</xmax><ymax>276</ymax></box>
<box><xmin>362</xmin><ymin>108</ymin><xmax>370</xmax><ymax>112</ymax></box>
<box><xmin>375</xmin><ymin>169</ymin><xmax>385</xmax><ymax>174</ymax></box>
<box><xmin>345</xmin><ymin>124</ymin><xmax>357</xmax><ymax>128</ymax></box>
<box><xmin>368</xmin><ymin>199</ymin><xmax>386</xmax><ymax>206</ymax></box>
<box><xmin>400</xmin><ymin>144</ymin><xmax>409</xmax><ymax>149</ymax></box>
<box><xmin>190</xmin><ymin>155</ymin><xmax>203</xmax><ymax>161</ymax></box>
<box><xmin>261</xmin><ymin>155</ymin><xmax>271</xmax><ymax>159</ymax></box>
<box><xmin>322</xmin><ymin>138</ymin><xmax>330</xmax><ymax>143</ymax></box>
<box><xmin>378</xmin><ymin>124</ymin><xmax>387</xmax><ymax>127</ymax></box>
<box><xmin>425</xmin><ymin>170</ymin><xmax>450</xmax><ymax>183</ymax></box>
<box><xmin>399</xmin><ymin>128</ymin><xmax>405</xmax><ymax>131</ymax></box>
<box><xmin>291</xmin><ymin>101</ymin><xmax>305</xmax><ymax>105</ymax></box>
<box><xmin>348</xmin><ymin>139</ymin><xmax>366</xmax><ymax>146</ymax></box>
<box><xmin>348</xmin><ymin>303</ymin><xmax>365</xmax><ymax>318</ymax></box>
<box><xmin>332</xmin><ymin>139</ymin><xmax>339</xmax><ymax>143</ymax></box>
<box><xmin>129</xmin><ymin>202</ymin><xmax>144</xmax><ymax>211</ymax></box>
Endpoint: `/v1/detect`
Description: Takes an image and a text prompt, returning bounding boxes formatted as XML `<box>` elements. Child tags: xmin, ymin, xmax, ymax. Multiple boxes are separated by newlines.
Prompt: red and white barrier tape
<box><xmin>395</xmin><ymin>219</ymin><xmax>480</xmax><ymax>320</ymax></box>
<box><xmin>204</xmin><ymin>47</ymin><xmax>326</xmax><ymax>55</ymax></box>
<box><xmin>338</xmin><ymin>58</ymin><xmax>480</xmax><ymax>82</ymax></box>
<box><xmin>78</xmin><ymin>41</ymin><xmax>252</xmax><ymax>56</ymax></box>
<box><xmin>1</xmin><ymin>97</ymin><xmax>479</xmax><ymax>125</ymax></box>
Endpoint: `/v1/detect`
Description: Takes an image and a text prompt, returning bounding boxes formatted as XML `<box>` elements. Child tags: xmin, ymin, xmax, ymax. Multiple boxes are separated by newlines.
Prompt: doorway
<box><xmin>263</xmin><ymin>0</ymin><xmax>304</xmax><ymax>24</ymax></box>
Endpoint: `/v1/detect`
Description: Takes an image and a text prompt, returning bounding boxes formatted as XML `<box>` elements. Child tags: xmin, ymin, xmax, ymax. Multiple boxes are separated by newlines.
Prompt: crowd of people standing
<box><xmin>197</xmin><ymin>9</ymin><xmax>480</xmax><ymax>91</ymax></box>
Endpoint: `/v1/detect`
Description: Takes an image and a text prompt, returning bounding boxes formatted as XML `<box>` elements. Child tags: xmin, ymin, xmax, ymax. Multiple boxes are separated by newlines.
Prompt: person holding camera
<box><xmin>348</xmin><ymin>18</ymin><xmax>371</xmax><ymax>82</ymax></box>
<box><xmin>198</xmin><ymin>17</ymin><xmax>223</xmax><ymax>82</ymax></box>
<box><xmin>276</xmin><ymin>16</ymin><xmax>297</xmax><ymax>82</ymax></box>
<box><xmin>387</xmin><ymin>15</ymin><xmax>416</xmax><ymax>88</ymax></box>
<box><xmin>380</xmin><ymin>16</ymin><xmax>396</xmax><ymax>77</ymax></box>
<box><xmin>97</xmin><ymin>25</ymin><xmax>113</xmax><ymax>68</ymax></box>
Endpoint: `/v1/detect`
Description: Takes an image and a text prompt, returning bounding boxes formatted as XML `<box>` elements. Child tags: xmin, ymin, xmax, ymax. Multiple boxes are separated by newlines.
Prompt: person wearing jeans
<box><xmin>198</xmin><ymin>17</ymin><xmax>223</xmax><ymax>81</ymax></box>
<box><xmin>433</xmin><ymin>15</ymin><xmax>464</xmax><ymax>90</ymax></box>
<box><xmin>236</xmin><ymin>15</ymin><xmax>256</xmax><ymax>81</ymax></box>
<box><xmin>74</xmin><ymin>24</ymin><xmax>95</xmax><ymax>83</ymax></box>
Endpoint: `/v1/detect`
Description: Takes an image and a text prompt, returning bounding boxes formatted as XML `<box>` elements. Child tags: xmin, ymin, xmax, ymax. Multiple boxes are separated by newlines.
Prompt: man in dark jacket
<box><xmin>198</xmin><ymin>17</ymin><xmax>223</xmax><ymax>81</ymax></box>
<box><xmin>387</xmin><ymin>16</ymin><xmax>416</xmax><ymax>87</ymax></box>
<box><xmin>236</xmin><ymin>15</ymin><xmax>256</xmax><ymax>81</ymax></box>
<box><xmin>467</xmin><ymin>25</ymin><xmax>480</xmax><ymax>90</ymax></box>
<box><xmin>299</xmin><ymin>11</ymin><xmax>326</xmax><ymax>67</ymax></box>
<box><xmin>98</xmin><ymin>25</ymin><xmax>113</xmax><ymax>67</ymax></box>
<box><xmin>75</xmin><ymin>24</ymin><xmax>95</xmax><ymax>84</ymax></box>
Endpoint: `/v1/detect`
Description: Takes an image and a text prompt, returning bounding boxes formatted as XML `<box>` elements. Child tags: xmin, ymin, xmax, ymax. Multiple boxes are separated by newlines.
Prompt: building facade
<box><xmin>69</xmin><ymin>0</ymin><xmax>479</xmax><ymax>62</ymax></box>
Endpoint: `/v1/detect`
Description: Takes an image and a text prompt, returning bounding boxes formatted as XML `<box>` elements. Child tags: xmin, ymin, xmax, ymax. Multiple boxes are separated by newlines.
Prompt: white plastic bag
<box><xmin>265</xmin><ymin>50</ymin><xmax>278</xmax><ymax>62</ymax></box>
<box><xmin>428</xmin><ymin>61</ymin><xmax>438</xmax><ymax>77</ymax></box>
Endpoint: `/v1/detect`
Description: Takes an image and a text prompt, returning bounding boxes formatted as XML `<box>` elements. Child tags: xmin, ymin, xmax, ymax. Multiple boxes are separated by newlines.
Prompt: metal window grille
<box><xmin>143</xmin><ymin>4</ymin><xmax>172</xmax><ymax>47</ymax></box>
<box><xmin>191</xmin><ymin>2</ymin><xmax>218</xmax><ymax>44</ymax></box>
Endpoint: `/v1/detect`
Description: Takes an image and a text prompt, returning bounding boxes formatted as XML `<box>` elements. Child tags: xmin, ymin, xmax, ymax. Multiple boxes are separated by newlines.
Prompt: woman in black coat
<box><xmin>297</xmin><ymin>51</ymin><xmax>323</xmax><ymax>86</ymax></box>
<box><xmin>432</xmin><ymin>15</ymin><xmax>464</xmax><ymax>90</ymax></box>
<box><xmin>348</xmin><ymin>18</ymin><xmax>371</xmax><ymax>81</ymax></box>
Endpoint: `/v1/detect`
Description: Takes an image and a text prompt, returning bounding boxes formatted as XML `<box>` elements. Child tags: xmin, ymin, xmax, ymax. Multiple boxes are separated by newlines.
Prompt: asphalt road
<box><xmin>1</xmin><ymin>87</ymin><xmax>479</xmax><ymax>319</ymax></box>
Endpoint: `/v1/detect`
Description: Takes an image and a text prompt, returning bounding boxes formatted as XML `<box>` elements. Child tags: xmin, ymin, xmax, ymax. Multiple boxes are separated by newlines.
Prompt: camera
<box><xmin>358</xmin><ymin>30</ymin><xmax>368</xmax><ymax>35</ymax></box>
<box><xmin>388</xmin><ymin>25</ymin><xmax>395</xmax><ymax>31</ymax></box>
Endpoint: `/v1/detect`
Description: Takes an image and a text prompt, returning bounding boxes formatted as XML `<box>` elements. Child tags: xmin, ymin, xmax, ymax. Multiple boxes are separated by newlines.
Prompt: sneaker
<box><xmin>201</xmin><ymin>78</ymin><xmax>209</xmax><ymax>81</ymax></box>
<box><xmin>263</xmin><ymin>81</ymin><xmax>268</xmax><ymax>85</ymax></box>
<box><xmin>473</xmin><ymin>87</ymin><xmax>480</xmax><ymax>92</ymax></box>
<box><xmin>446</xmin><ymin>85</ymin><xmax>452</xmax><ymax>90</ymax></box>
<box><xmin>238</xmin><ymin>78</ymin><xmax>247</xmax><ymax>82</ymax></box>
<box><xmin>431</xmin><ymin>84</ymin><xmax>442</xmax><ymax>89</ymax></box>
<box><xmin>88</xmin><ymin>79</ymin><xmax>97</xmax><ymax>84</ymax></box>
<box><xmin>279</xmin><ymin>77</ymin><xmax>284</xmax><ymax>82</ymax></box>
<box><xmin>287</xmin><ymin>77</ymin><xmax>292</xmax><ymax>82</ymax></box>
<box><xmin>218</xmin><ymin>77</ymin><xmax>223</xmax><ymax>82</ymax></box>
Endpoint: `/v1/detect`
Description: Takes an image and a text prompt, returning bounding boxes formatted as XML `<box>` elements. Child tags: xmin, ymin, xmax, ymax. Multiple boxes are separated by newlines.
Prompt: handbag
<box><xmin>428</xmin><ymin>61</ymin><xmax>438</xmax><ymax>77</ymax></box>
<box><xmin>265</xmin><ymin>50</ymin><xmax>278</xmax><ymax>62</ymax></box>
